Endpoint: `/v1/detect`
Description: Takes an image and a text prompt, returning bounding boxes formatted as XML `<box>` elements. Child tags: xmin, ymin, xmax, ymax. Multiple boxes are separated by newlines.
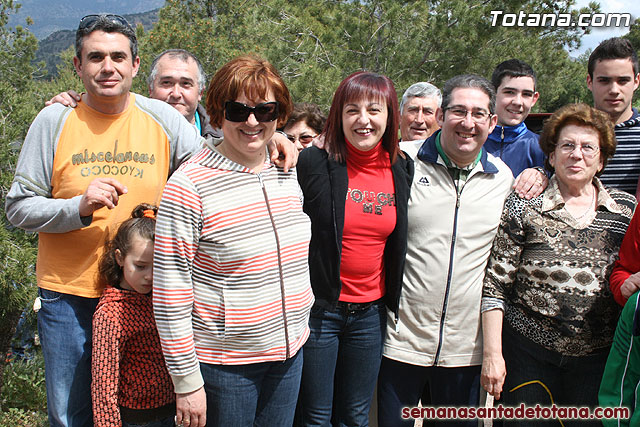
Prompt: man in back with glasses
<box><xmin>4</xmin><ymin>14</ymin><xmax>204</xmax><ymax>427</ymax></box>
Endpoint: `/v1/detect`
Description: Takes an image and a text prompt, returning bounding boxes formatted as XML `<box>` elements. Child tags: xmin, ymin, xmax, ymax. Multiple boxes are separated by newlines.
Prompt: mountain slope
<box><xmin>33</xmin><ymin>8</ymin><xmax>160</xmax><ymax>78</ymax></box>
<box><xmin>9</xmin><ymin>0</ymin><xmax>165</xmax><ymax>39</ymax></box>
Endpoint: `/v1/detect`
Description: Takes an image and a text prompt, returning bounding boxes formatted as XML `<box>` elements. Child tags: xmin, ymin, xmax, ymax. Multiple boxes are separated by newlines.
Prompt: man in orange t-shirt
<box><xmin>7</xmin><ymin>14</ymin><xmax>298</xmax><ymax>426</ymax></box>
<box><xmin>5</xmin><ymin>15</ymin><xmax>202</xmax><ymax>427</ymax></box>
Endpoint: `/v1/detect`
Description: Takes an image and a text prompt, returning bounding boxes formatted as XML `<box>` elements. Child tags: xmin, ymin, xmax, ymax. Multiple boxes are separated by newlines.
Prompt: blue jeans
<box><xmin>37</xmin><ymin>288</ymin><xmax>99</xmax><ymax>427</ymax></box>
<box><xmin>502</xmin><ymin>325</ymin><xmax>608</xmax><ymax>426</ymax></box>
<box><xmin>377</xmin><ymin>357</ymin><xmax>481</xmax><ymax>427</ymax></box>
<box><xmin>200</xmin><ymin>350</ymin><xmax>302</xmax><ymax>427</ymax></box>
<box><xmin>297</xmin><ymin>301</ymin><xmax>386</xmax><ymax>427</ymax></box>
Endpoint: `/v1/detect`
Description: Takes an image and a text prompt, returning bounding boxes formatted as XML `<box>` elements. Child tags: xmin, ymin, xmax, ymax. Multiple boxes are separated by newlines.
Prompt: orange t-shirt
<box><xmin>37</xmin><ymin>95</ymin><xmax>171</xmax><ymax>297</ymax></box>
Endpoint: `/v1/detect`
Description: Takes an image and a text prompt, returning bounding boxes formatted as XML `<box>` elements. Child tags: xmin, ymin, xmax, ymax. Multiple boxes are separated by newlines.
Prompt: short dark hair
<box><xmin>441</xmin><ymin>74</ymin><xmax>496</xmax><ymax>114</ymax></box>
<box><xmin>588</xmin><ymin>37</ymin><xmax>638</xmax><ymax>78</ymax></box>
<box><xmin>148</xmin><ymin>49</ymin><xmax>207</xmax><ymax>92</ymax></box>
<box><xmin>538</xmin><ymin>103</ymin><xmax>616</xmax><ymax>176</ymax></box>
<box><xmin>491</xmin><ymin>59</ymin><xmax>537</xmax><ymax>90</ymax></box>
<box><xmin>323</xmin><ymin>71</ymin><xmax>401</xmax><ymax>164</ymax></box>
<box><xmin>75</xmin><ymin>14</ymin><xmax>138</xmax><ymax>62</ymax></box>
<box><xmin>98</xmin><ymin>204</ymin><xmax>157</xmax><ymax>288</ymax></box>
<box><xmin>283</xmin><ymin>103</ymin><xmax>327</xmax><ymax>135</ymax></box>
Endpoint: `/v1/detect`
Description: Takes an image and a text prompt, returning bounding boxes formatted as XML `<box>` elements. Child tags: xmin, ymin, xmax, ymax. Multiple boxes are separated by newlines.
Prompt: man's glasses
<box><xmin>556</xmin><ymin>142</ymin><xmax>600</xmax><ymax>158</ymax></box>
<box><xmin>443</xmin><ymin>107</ymin><xmax>492</xmax><ymax>124</ymax></box>
<box><xmin>286</xmin><ymin>133</ymin><xmax>317</xmax><ymax>145</ymax></box>
<box><xmin>224</xmin><ymin>101</ymin><xmax>279</xmax><ymax>123</ymax></box>
<box><xmin>78</xmin><ymin>14</ymin><xmax>133</xmax><ymax>31</ymax></box>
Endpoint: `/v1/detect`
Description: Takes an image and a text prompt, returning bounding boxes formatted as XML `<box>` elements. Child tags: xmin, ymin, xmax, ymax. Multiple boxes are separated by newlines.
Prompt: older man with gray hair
<box><xmin>147</xmin><ymin>49</ymin><xmax>222</xmax><ymax>138</ymax></box>
<box><xmin>399</xmin><ymin>82</ymin><xmax>442</xmax><ymax>141</ymax></box>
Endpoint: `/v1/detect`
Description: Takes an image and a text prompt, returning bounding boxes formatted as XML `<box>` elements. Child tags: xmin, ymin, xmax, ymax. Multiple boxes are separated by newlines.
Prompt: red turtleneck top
<box><xmin>339</xmin><ymin>140</ymin><xmax>397</xmax><ymax>302</ymax></box>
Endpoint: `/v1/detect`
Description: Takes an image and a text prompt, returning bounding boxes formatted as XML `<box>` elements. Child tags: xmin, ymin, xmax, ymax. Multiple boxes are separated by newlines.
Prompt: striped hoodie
<box><xmin>153</xmin><ymin>139</ymin><xmax>313</xmax><ymax>394</ymax></box>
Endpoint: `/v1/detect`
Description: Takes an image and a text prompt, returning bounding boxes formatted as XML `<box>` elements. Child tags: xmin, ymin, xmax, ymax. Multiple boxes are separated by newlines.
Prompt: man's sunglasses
<box><xmin>224</xmin><ymin>101</ymin><xmax>280</xmax><ymax>123</ymax></box>
<box><xmin>78</xmin><ymin>14</ymin><xmax>133</xmax><ymax>31</ymax></box>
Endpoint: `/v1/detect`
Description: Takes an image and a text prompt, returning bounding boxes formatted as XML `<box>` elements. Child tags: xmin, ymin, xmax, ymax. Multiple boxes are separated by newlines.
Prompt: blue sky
<box><xmin>571</xmin><ymin>0</ymin><xmax>638</xmax><ymax>56</ymax></box>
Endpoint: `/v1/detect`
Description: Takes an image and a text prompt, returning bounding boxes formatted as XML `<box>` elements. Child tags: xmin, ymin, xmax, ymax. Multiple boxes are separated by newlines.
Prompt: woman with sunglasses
<box><xmin>282</xmin><ymin>102</ymin><xmax>327</xmax><ymax>151</ymax></box>
<box><xmin>152</xmin><ymin>55</ymin><xmax>313</xmax><ymax>427</ymax></box>
<box><xmin>296</xmin><ymin>71</ymin><xmax>413</xmax><ymax>426</ymax></box>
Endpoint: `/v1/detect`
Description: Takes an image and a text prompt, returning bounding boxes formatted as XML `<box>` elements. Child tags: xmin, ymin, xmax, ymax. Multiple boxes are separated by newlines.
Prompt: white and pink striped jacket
<box><xmin>153</xmin><ymin>140</ymin><xmax>313</xmax><ymax>394</ymax></box>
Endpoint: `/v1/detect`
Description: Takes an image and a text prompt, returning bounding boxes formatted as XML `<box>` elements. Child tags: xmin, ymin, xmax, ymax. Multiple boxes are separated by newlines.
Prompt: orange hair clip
<box><xmin>142</xmin><ymin>209</ymin><xmax>156</xmax><ymax>219</ymax></box>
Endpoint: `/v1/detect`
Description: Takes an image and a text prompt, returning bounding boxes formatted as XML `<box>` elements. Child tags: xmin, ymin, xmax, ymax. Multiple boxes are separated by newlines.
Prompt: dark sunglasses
<box><xmin>224</xmin><ymin>101</ymin><xmax>279</xmax><ymax>123</ymax></box>
<box><xmin>78</xmin><ymin>14</ymin><xmax>133</xmax><ymax>31</ymax></box>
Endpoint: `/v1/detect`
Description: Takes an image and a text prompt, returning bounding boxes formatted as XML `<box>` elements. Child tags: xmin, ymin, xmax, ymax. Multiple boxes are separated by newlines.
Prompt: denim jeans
<box><xmin>297</xmin><ymin>301</ymin><xmax>386</xmax><ymax>427</ymax></box>
<box><xmin>377</xmin><ymin>357</ymin><xmax>481</xmax><ymax>427</ymax></box>
<box><xmin>200</xmin><ymin>350</ymin><xmax>302</xmax><ymax>427</ymax></box>
<box><xmin>502</xmin><ymin>325</ymin><xmax>608</xmax><ymax>426</ymax></box>
<box><xmin>37</xmin><ymin>288</ymin><xmax>100</xmax><ymax>427</ymax></box>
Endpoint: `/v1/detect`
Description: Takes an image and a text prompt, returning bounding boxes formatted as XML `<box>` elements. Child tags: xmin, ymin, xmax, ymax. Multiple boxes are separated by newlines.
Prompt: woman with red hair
<box><xmin>296</xmin><ymin>71</ymin><xmax>413</xmax><ymax>426</ymax></box>
<box><xmin>153</xmin><ymin>55</ymin><xmax>313</xmax><ymax>427</ymax></box>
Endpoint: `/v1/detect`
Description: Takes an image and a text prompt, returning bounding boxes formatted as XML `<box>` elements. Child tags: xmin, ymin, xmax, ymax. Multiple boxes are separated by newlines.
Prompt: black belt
<box><xmin>335</xmin><ymin>298</ymin><xmax>383</xmax><ymax>314</ymax></box>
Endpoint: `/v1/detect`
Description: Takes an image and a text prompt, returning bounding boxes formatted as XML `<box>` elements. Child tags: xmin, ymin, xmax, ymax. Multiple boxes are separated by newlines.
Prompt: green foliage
<box><xmin>0</xmin><ymin>0</ymin><xmax>41</xmax><ymax>402</ymax></box>
<box><xmin>0</xmin><ymin>226</ymin><xmax>37</xmax><ymax>314</ymax></box>
<box><xmin>136</xmin><ymin>0</ymin><xmax>598</xmax><ymax>112</ymax></box>
<box><xmin>625</xmin><ymin>17</ymin><xmax>640</xmax><ymax>53</ymax></box>
<box><xmin>623</xmin><ymin>17</ymin><xmax>640</xmax><ymax>109</ymax></box>
<box><xmin>37</xmin><ymin>46</ymin><xmax>83</xmax><ymax>98</ymax></box>
<box><xmin>0</xmin><ymin>353</ymin><xmax>47</xmax><ymax>423</ymax></box>
<box><xmin>0</xmin><ymin>407</ymin><xmax>47</xmax><ymax>427</ymax></box>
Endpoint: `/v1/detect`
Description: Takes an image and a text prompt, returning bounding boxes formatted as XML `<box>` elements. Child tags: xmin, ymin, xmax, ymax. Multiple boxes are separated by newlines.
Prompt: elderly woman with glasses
<box><xmin>480</xmin><ymin>103</ymin><xmax>635</xmax><ymax>424</ymax></box>
<box><xmin>152</xmin><ymin>55</ymin><xmax>313</xmax><ymax>427</ymax></box>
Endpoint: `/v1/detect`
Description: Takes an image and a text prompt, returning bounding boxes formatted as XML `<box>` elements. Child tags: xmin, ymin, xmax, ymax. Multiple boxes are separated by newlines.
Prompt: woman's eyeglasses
<box><xmin>224</xmin><ymin>101</ymin><xmax>280</xmax><ymax>123</ymax></box>
<box><xmin>286</xmin><ymin>134</ymin><xmax>317</xmax><ymax>145</ymax></box>
<box><xmin>556</xmin><ymin>142</ymin><xmax>600</xmax><ymax>158</ymax></box>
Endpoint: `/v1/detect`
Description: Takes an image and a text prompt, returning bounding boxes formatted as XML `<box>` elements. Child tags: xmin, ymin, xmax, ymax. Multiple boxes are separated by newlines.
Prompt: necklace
<box><xmin>571</xmin><ymin>188</ymin><xmax>596</xmax><ymax>221</ymax></box>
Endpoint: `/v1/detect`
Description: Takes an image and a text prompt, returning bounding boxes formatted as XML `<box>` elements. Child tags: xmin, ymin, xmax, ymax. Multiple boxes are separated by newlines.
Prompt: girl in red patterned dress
<box><xmin>92</xmin><ymin>204</ymin><xmax>175</xmax><ymax>427</ymax></box>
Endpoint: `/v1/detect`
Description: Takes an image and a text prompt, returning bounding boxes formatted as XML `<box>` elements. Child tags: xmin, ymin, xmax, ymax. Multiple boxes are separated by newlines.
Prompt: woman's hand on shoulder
<box><xmin>176</xmin><ymin>387</ymin><xmax>206</xmax><ymax>427</ymax></box>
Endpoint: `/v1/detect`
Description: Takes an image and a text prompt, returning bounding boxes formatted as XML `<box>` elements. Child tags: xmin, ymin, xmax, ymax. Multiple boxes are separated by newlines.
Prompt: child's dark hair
<box><xmin>491</xmin><ymin>59</ymin><xmax>537</xmax><ymax>91</ymax></box>
<box><xmin>99</xmin><ymin>203</ymin><xmax>158</xmax><ymax>287</ymax></box>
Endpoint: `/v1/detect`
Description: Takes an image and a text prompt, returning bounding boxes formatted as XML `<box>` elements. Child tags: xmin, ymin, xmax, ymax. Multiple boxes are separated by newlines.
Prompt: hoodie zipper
<box><xmin>500</xmin><ymin>126</ymin><xmax>505</xmax><ymax>159</ymax></box>
<box><xmin>257</xmin><ymin>172</ymin><xmax>291</xmax><ymax>359</ymax></box>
